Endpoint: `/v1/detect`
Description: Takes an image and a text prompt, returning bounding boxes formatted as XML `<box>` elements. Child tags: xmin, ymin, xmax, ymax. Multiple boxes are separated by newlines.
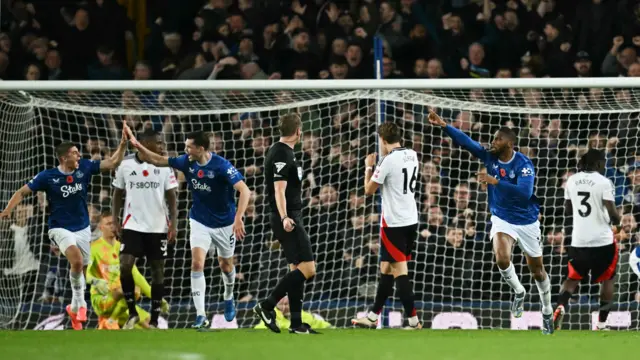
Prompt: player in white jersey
<box><xmin>554</xmin><ymin>149</ymin><xmax>622</xmax><ymax>331</ymax></box>
<box><xmin>351</xmin><ymin>122</ymin><xmax>422</xmax><ymax>329</ymax></box>
<box><xmin>112</xmin><ymin>129</ymin><xmax>178</xmax><ymax>329</ymax></box>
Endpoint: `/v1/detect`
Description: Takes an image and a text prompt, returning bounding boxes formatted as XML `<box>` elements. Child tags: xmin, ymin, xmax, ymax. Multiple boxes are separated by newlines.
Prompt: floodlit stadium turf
<box><xmin>1</xmin><ymin>329</ymin><xmax>638</xmax><ymax>360</ymax></box>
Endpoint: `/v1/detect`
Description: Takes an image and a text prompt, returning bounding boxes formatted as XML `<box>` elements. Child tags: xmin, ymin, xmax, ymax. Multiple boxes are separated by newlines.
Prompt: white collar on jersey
<box><xmin>56</xmin><ymin>166</ymin><xmax>74</xmax><ymax>175</ymax></box>
<box><xmin>196</xmin><ymin>152</ymin><xmax>214</xmax><ymax>167</ymax></box>
<box><xmin>498</xmin><ymin>151</ymin><xmax>517</xmax><ymax>165</ymax></box>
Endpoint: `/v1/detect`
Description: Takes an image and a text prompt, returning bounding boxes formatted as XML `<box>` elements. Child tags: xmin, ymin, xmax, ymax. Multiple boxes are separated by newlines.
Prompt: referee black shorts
<box><xmin>120</xmin><ymin>229</ymin><xmax>168</xmax><ymax>261</ymax></box>
<box><xmin>270</xmin><ymin>211</ymin><xmax>314</xmax><ymax>265</ymax></box>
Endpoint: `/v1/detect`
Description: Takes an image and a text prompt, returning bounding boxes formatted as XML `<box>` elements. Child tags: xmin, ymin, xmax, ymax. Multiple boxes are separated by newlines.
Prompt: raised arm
<box><xmin>135</xmin><ymin>142</ymin><xmax>170</xmax><ymax>167</ymax></box>
<box><xmin>100</xmin><ymin>122</ymin><xmax>132</xmax><ymax>171</ymax></box>
<box><xmin>0</xmin><ymin>185</ymin><xmax>33</xmax><ymax>219</ymax></box>
<box><xmin>428</xmin><ymin>110</ymin><xmax>488</xmax><ymax>161</ymax></box>
<box><xmin>364</xmin><ymin>153</ymin><xmax>381</xmax><ymax>196</ymax></box>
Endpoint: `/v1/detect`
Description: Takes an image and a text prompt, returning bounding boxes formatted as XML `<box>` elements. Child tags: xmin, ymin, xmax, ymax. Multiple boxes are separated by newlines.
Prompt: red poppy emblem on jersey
<box><xmin>499</xmin><ymin>169</ymin><xmax>506</xmax><ymax>177</ymax></box>
<box><xmin>66</xmin><ymin>175</ymin><xmax>74</xmax><ymax>184</ymax></box>
<box><xmin>197</xmin><ymin>170</ymin><xmax>204</xmax><ymax>178</ymax></box>
<box><xmin>142</xmin><ymin>170</ymin><xmax>149</xmax><ymax>177</ymax></box>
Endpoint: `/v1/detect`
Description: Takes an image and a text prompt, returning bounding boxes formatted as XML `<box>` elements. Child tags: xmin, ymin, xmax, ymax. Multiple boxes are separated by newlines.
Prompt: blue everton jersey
<box><xmin>168</xmin><ymin>153</ymin><xmax>243</xmax><ymax>228</ymax></box>
<box><xmin>27</xmin><ymin>159</ymin><xmax>101</xmax><ymax>231</ymax></box>
<box><xmin>444</xmin><ymin>125</ymin><xmax>539</xmax><ymax>225</ymax></box>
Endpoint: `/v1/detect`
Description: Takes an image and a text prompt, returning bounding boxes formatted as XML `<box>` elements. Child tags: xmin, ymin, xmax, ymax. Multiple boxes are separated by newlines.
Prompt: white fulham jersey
<box><xmin>372</xmin><ymin>148</ymin><xmax>419</xmax><ymax>227</ymax></box>
<box><xmin>564</xmin><ymin>171</ymin><xmax>615</xmax><ymax>247</ymax></box>
<box><xmin>112</xmin><ymin>154</ymin><xmax>178</xmax><ymax>233</ymax></box>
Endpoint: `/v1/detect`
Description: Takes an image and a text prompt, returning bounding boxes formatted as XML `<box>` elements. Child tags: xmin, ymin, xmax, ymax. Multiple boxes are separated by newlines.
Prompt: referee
<box><xmin>253</xmin><ymin>113</ymin><xmax>318</xmax><ymax>335</ymax></box>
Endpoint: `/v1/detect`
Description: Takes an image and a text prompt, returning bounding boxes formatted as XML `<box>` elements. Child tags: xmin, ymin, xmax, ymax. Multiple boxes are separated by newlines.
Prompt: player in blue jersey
<box><xmin>0</xmin><ymin>122</ymin><xmax>131</xmax><ymax>330</ymax></box>
<box><xmin>428</xmin><ymin>110</ymin><xmax>554</xmax><ymax>335</ymax></box>
<box><xmin>133</xmin><ymin>131</ymin><xmax>251</xmax><ymax>329</ymax></box>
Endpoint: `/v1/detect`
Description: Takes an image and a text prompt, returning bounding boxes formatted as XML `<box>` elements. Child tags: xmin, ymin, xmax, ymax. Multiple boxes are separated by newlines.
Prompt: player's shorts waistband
<box><xmin>490</xmin><ymin>215</ymin><xmax>539</xmax><ymax>227</ymax></box>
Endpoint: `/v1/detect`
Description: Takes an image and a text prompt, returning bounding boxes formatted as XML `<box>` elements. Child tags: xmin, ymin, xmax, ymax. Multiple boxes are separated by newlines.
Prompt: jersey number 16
<box><xmin>402</xmin><ymin>167</ymin><xmax>418</xmax><ymax>194</ymax></box>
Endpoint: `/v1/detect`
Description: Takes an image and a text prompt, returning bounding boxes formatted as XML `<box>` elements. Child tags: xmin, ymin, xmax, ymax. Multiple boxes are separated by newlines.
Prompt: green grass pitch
<box><xmin>1</xmin><ymin>329</ymin><xmax>638</xmax><ymax>360</ymax></box>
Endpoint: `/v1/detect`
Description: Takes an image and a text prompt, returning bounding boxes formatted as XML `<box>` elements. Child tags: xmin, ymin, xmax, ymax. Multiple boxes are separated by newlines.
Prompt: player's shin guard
<box><xmin>191</xmin><ymin>271</ymin><xmax>206</xmax><ymax>316</ymax></box>
<box><xmin>150</xmin><ymin>283</ymin><xmax>164</xmax><ymax>325</ymax></box>
<box><xmin>395</xmin><ymin>275</ymin><xmax>419</xmax><ymax>327</ymax></box>
<box><xmin>557</xmin><ymin>290</ymin><xmax>572</xmax><ymax>308</ymax></box>
<box><xmin>535</xmin><ymin>275</ymin><xmax>553</xmax><ymax>315</ymax></box>
<box><xmin>120</xmin><ymin>271</ymin><xmax>138</xmax><ymax>317</ymax></box>
<box><xmin>263</xmin><ymin>269</ymin><xmax>306</xmax><ymax>311</ymax></box>
<box><xmin>222</xmin><ymin>267</ymin><xmax>235</xmax><ymax>301</ymax></box>
<box><xmin>371</xmin><ymin>274</ymin><xmax>394</xmax><ymax>316</ymax></box>
<box><xmin>288</xmin><ymin>281</ymin><xmax>304</xmax><ymax>329</ymax></box>
<box><xmin>69</xmin><ymin>271</ymin><xmax>86</xmax><ymax>311</ymax></box>
<box><xmin>498</xmin><ymin>262</ymin><xmax>526</xmax><ymax>294</ymax></box>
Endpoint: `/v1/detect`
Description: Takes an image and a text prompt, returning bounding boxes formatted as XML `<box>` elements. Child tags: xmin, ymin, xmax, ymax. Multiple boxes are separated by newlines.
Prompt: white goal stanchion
<box><xmin>0</xmin><ymin>78</ymin><xmax>639</xmax><ymax>330</ymax></box>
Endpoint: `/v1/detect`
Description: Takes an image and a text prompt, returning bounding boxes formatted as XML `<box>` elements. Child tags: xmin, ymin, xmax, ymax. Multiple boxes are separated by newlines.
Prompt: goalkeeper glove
<box><xmin>90</xmin><ymin>279</ymin><xmax>110</xmax><ymax>295</ymax></box>
<box><xmin>161</xmin><ymin>299</ymin><xmax>170</xmax><ymax>315</ymax></box>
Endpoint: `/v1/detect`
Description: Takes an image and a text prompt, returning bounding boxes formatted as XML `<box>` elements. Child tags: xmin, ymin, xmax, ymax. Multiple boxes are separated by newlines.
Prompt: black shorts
<box><xmin>380</xmin><ymin>224</ymin><xmax>418</xmax><ymax>263</ymax></box>
<box><xmin>270</xmin><ymin>211</ymin><xmax>313</xmax><ymax>265</ymax></box>
<box><xmin>120</xmin><ymin>229</ymin><xmax>168</xmax><ymax>261</ymax></box>
<box><xmin>568</xmin><ymin>242</ymin><xmax>618</xmax><ymax>283</ymax></box>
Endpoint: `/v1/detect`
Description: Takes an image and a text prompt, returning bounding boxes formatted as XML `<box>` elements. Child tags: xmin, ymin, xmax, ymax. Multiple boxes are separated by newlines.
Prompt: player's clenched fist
<box><xmin>282</xmin><ymin>216</ymin><xmax>296</xmax><ymax>232</ymax></box>
<box><xmin>428</xmin><ymin>109</ymin><xmax>446</xmax><ymax>127</ymax></box>
<box><xmin>364</xmin><ymin>153</ymin><xmax>377</xmax><ymax>167</ymax></box>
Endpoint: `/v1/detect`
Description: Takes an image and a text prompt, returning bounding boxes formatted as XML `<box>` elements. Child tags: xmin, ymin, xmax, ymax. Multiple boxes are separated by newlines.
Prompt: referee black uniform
<box><xmin>264</xmin><ymin>141</ymin><xmax>314</xmax><ymax>264</ymax></box>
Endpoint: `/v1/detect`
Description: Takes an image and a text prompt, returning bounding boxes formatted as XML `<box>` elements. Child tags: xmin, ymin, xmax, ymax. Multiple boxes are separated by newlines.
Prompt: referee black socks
<box><xmin>288</xmin><ymin>281</ymin><xmax>304</xmax><ymax>328</ymax></box>
<box><xmin>263</xmin><ymin>269</ymin><xmax>307</xmax><ymax>311</ymax></box>
<box><xmin>120</xmin><ymin>273</ymin><xmax>138</xmax><ymax>317</ymax></box>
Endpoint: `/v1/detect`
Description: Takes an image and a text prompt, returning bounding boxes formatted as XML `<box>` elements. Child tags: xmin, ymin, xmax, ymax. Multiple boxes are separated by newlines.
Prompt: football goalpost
<box><xmin>0</xmin><ymin>77</ymin><xmax>639</xmax><ymax>330</ymax></box>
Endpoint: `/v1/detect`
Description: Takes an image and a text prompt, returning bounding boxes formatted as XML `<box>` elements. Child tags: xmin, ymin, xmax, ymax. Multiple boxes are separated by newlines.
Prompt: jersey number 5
<box><xmin>402</xmin><ymin>167</ymin><xmax>418</xmax><ymax>194</ymax></box>
<box><xmin>577</xmin><ymin>191</ymin><xmax>592</xmax><ymax>217</ymax></box>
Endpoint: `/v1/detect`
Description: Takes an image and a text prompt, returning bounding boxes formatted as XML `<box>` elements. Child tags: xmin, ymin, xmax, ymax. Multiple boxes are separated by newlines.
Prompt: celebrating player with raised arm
<box><xmin>133</xmin><ymin>131</ymin><xmax>251</xmax><ymax>329</ymax></box>
<box><xmin>253</xmin><ymin>114</ymin><xmax>318</xmax><ymax>335</ymax></box>
<box><xmin>428</xmin><ymin>110</ymin><xmax>554</xmax><ymax>335</ymax></box>
<box><xmin>554</xmin><ymin>149</ymin><xmax>621</xmax><ymax>331</ymax></box>
<box><xmin>0</xmin><ymin>122</ymin><xmax>131</xmax><ymax>330</ymax></box>
<box><xmin>112</xmin><ymin>129</ymin><xmax>178</xmax><ymax>329</ymax></box>
<box><xmin>351</xmin><ymin>122</ymin><xmax>422</xmax><ymax>330</ymax></box>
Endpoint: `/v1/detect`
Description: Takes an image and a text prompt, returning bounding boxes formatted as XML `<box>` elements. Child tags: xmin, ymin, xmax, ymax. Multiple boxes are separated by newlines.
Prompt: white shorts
<box><xmin>48</xmin><ymin>226</ymin><xmax>91</xmax><ymax>265</ymax></box>
<box><xmin>189</xmin><ymin>219</ymin><xmax>235</xmax><ymax>259</ymax></box>
<box><xmin>490</xmin><ymin>216</ymin><xmax>542</xmax><ymax>258</ymax></box>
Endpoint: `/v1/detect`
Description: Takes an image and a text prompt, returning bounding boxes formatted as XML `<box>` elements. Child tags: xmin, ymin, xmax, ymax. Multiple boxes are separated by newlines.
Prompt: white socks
<box><xmin>69</xmin><ymin>271</ymin><xmax>86</xmax><ymax>311</ymax></box>
<box><xmin>222</xmin><ymin>267</ymin><xmax>235</xmax><ymax>301</ymax></box>
<box><xmin>499</xmin><ymin>262</ymin><xmax>526</xmax><ymax>295</ymax></box>
<box><xmin>191</xmin><ymin>271</ymin><xmax>206</xmax><ymax>316</ymax></box>
<box><xmin>536</xmin><ymin>275</ymin><xmax>553</xmax><ymax>315</ymax></box>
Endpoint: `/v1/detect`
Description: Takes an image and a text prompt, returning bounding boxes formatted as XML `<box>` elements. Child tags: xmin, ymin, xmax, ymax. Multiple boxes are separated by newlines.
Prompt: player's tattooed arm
<box><xmin>0</xmin><ymin>185</ymin><xmax>32</xmax><ymax>219</ymax></box>
<box><xmin>363</xmin><ymin>153</ymin><xmax>380</xmax><ymax>196</ymax></box>
<box><xmin>165</xmin><ymin>188</ymin><xmax>178</xmax><ymax>243</ymax></box>
<box><xmin>112</xmin><ymin>188</ymin><xmax>125</xmax><ymax>236</ymax></box>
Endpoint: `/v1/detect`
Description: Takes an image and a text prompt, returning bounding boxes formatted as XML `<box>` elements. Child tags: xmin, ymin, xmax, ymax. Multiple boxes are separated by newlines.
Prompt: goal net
<box><xmin>1</xmin><ymin>79</ymin><xmax>639</xmax><ymax>330</ymax></box>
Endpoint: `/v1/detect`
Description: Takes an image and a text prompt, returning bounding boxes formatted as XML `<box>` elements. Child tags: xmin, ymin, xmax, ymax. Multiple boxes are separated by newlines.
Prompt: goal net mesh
<box><xmin>1</xmin><ymin>85</ymin><xmax>639</xmax><ymax>330</ymax></box>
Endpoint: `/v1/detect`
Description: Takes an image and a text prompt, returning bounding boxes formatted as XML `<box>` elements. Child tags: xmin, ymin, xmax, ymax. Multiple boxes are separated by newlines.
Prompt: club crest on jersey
<box><xmin>66</xmin><ymin>175</ymin><xmax>73</xmax><ymax>184</ymax></box>
<box><xmin>275</xmin><ymin>162</ymin><xmax>286</xmax><ymax>173</ymax></box>
<box><xmin>207</xmin><ymin>171</ymin><xmax>215</xmax><ymax>179</ymax></box>
<box><xmin>197</xmin><ymin>170</ymin><xmax>204</xmax><ymax>178</ymax></box>
<box><xmin>509</xmin><ymin>170</ymin><xmax>515</xmax><ymax>178</ymax></box>
<box><xmin>499</xmin><ymin>169</ymin><xmax>506</xmax><ymax>177</ymax></box>
<box><xmin>76</xmin><ymin>171</ymin><xmax>84</xmax><ymax>179</ymax></box>
<box><xmin>142</xmin><ymin>170</ymin><xmax>149</xmax><ymax>177</ymax></box>
<box><xmin>297</xmin><ymin>167</ymin><xmax>303</xmax><ymax>180</ymax></box>
<box><xmin>154</xmin><ymin>168</ymin><xmax>160</xmax><ymax>175</ymax></box>
<box><xmin>521</xmin><ymin>167</ymin><xmax>533</xmax><ymax>177</ymax></box>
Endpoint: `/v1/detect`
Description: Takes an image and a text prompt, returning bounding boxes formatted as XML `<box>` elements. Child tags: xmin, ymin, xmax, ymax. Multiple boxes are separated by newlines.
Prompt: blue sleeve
<box><xmin>443</xmin><ymin>125</ymin><xmax>489</xmax><ymax>162</ymax></box>
<box><xmin>168</xmin><ymin>154</ymin><xmax>189</xmax><ymax>172</ymax></box>
<box><xmin>80</xmin><ymin>159</ymin><xmax>101</xmax><ymax>175</ymax></box>
<box><xmin>220</xmin><ymin>159</ymin><xmax>244</xmax><ymax>186</ymax></box>
<box><xmin>27</xmin><ymin>171</ymin><xmax>47</xmax><ymax>192</ymax></box>
<box><xmin>495</xmin><ymin>163</ymin><xmax>535</xmax><ymax>200</ymax></box>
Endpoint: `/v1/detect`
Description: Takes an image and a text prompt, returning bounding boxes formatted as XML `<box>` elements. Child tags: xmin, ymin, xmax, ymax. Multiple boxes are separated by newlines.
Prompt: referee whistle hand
<box><xmin>283</xmin><ymin>218</ymin><xmax>296</xmax><ymax>232</ymax></box>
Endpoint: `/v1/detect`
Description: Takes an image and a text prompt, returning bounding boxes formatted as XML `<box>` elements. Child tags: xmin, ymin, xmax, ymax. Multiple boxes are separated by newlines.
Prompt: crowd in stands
<box><xmin>2</xmin><ymin>0</ymin><xmax>640</xmax><ymax>315</ymax></box>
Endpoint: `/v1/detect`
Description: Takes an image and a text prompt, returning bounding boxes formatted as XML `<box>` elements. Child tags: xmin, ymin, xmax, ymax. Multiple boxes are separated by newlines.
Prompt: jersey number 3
<box><xmin>402</xmin><ymin>167</ymin><xmax>418</xmax><ymax>194</ymax></box>
<box><xmin>577</xmin><ymin>191</ymin><xmax>592</xmax><ymax>217</ymax></box>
